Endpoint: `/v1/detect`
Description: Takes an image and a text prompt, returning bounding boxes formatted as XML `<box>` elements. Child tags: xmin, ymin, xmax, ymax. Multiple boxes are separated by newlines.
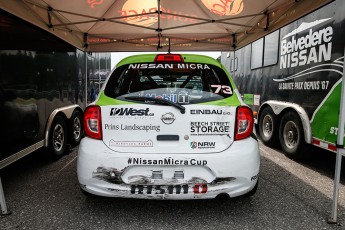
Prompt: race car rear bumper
<box><xmin>77</xmin><ymin>136</ymin><xmax>260</xmax><ymax>199</ymax></box>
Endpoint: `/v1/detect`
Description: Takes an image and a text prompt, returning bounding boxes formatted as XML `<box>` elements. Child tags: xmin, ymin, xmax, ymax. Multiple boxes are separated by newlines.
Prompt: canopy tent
<box><xmin>0</xmin><ymin>0</ymin><xmax>332</xmax><ymax>52</ymax></box>
<box><xmin>1</xmin><ymin>0</ymin><xmax>344</xmax><ymax>224</ymax></box>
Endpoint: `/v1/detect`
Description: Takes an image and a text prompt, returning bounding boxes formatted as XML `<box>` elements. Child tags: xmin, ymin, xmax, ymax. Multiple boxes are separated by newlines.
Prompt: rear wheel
<box><xmin>49</xmin><ymin>116</ymin><xmax>67</xmax><ymax>160</ymax></box>
<box><xmin>279</xmin><ymin>111</ymin><xmax>307</xmax><ymax>160</ymax></box>
<box><xmin>70</xmin><ymin>110</ymin><xmax>83</xmax><ymax>146</ymax></box>
<box><xmin>259</xmin><ymin>107</ymin><xmax>279</xmax><ymax>147</ymax></box>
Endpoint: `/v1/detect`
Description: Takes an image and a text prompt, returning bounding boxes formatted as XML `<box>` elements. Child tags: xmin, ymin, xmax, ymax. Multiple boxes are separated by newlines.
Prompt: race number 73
<box><xmin>211</xmin><ymin>85</ymin><xmax>233</xmax><ymax>95</ymax></box>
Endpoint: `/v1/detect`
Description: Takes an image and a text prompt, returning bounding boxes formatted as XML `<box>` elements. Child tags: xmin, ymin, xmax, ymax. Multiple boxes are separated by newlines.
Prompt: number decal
<box><xmin>221</xmin><ymin>85</ymin><xmax>233</xmax><ymax>94</ymax></box>
<box><xmin>211</xmin><ymin>85</ymin><xmax>233</xmax><ymax>95</ymax></box>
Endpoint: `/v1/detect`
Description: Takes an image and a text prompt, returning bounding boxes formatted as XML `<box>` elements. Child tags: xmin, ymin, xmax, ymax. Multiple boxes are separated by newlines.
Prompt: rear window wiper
<box><xmin>124</xmin><ymin>96</ymin><xmax>186</xmax><ymax>114</ymax></box>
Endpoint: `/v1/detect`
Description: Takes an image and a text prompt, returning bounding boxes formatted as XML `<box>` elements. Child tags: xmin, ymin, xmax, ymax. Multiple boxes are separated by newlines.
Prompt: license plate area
<box><xmin>130</xmin><ymin>184</ymin><xmax>189</xmax><ymax>195</ymax></box>
<box><xmin>130</xmin><ymin>184</ymin><xmax>208</xmax><ymax>195</ymax></box>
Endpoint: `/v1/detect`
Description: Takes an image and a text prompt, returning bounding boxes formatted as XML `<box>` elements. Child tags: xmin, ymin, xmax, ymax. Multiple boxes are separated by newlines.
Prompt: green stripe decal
<box><xmin>311</xmin><ymin>81</ymin><xmax>341</xmax><ymax>144</ymax></box>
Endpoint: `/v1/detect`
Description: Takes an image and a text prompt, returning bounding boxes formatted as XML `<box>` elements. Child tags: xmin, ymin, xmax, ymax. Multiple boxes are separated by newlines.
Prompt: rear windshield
<box><xmin>104</xmin><ymin>62</ymin><xmax>233</xmax><ymax>104</ymax></box>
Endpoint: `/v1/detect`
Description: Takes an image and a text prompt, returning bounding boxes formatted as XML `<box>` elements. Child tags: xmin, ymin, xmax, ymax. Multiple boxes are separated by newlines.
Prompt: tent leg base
<box><xmin>327</xmin><ymin>218</ymin><xmax>338</xmax><ymax>224</ymax></box>
<box><xmin>1</xmin><ymin>210</ymin><xmax>12</xmax><ymax>216</ymax></box>
<box><xmin>0</xmin><ymin>177</ymin><xmax>11</xmax><ymax>216</ymax></box>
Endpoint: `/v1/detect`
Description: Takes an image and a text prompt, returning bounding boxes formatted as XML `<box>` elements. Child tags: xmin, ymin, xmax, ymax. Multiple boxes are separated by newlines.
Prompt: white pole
<box><xmin>328</xmin><ymin>47</ymin><xmax>345</xmax><ymax>224</ymax></box>
<box><xmin>85</xmin><ymin>52</ymin><xmax>88</xmax><ymax>108</ymax></box>
<box><xmin>98</xmin><ymin>53</ymin><xmax>101</xmax><ymax>91</ymax></box>
<box><xmin>0</xmin><ymin>177</ymin><xmax>11</xmax><ymax>215</ymax></box>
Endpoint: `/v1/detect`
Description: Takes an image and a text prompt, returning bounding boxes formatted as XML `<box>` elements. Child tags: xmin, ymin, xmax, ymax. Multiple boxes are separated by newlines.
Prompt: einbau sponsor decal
<box><xmin>110</xmin><ymin>108</ymin><xmax>154</xmax><ymax>116</ymax></box>
<box><xmin>190</xmin><ymin>109</ymin><xmax>232</xmax><ymax>115</ymax></box>
<box><xmin>161</xmin><ymin>112</ymin><xmax>175</xmax><ymax>124</ymax></box>
<box><xmin>190</xmin><ymin>141</ymin><xmax>216</xmax><ymax>149</ymax></box>
<box><xmin>191</xmin><ymin>109</ymin><xmax>222</xmax><ymax>115</ymax></box>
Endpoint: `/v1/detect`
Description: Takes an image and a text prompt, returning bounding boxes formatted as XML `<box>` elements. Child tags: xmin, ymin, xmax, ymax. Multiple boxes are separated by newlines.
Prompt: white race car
<box><xmin>77</xmin><ymin>53</ymin><xmax>260</xmax><ymax>199</ymax></box>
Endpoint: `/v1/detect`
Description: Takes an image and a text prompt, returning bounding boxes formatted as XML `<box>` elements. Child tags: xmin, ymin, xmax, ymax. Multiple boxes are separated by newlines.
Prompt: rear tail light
<box><xmin>154</xmin><ymin>54</ymin><xmax>184</xmax><ymax>62</ymax></box>
<box><xmin>235</xmin><ymin>106</ymin><xmax>254</xmax><ymax>140</ymax></box>
<box><xmin>83</xmin><ymin>105</ymin><xmax>102</xmax><ymax>140</ymax></box>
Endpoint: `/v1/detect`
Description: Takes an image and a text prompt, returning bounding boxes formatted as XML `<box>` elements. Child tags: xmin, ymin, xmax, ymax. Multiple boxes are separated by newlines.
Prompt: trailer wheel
<box><xmin>279</xmin><ymin>111</ymin><xmax>306</xmax><ymax>159</ymax></box>
<box><xmin>49</xmin><ymin>115</ymin><xmax>67</xmax><ymax>160</ymax></box>
<box><xmin>259</xmin><ymin>107</ymin><xmax>279</xmax><ymax>147</ymax></box>
<box><xmin>70</xmin><ymin>110</ymin><xmax>83</xmax><ymax>146</ymax></box>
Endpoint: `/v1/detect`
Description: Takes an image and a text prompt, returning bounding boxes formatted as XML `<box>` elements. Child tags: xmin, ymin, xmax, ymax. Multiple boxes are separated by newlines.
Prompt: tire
<box><xmin>70</xmin><ymin>110</ymin><xmax>83</xmax><ymax>146</ymax></box>
<box><xmin>49</xmin><ymin>115</ymin><xmax>67</xmax><ymax>160</ymax></box>
<box><xmin>80</xmin><ymin>187</ymin><xmax>97</xmax><ymax>198</ymax></box>
<box><xmin>279</xmin><ymin>111</ymin><xmax>307</xmax><ymax>160</ymax></box>
<box><xmin>242</xmin><ymin>179</ymin><xmax>259</xmax><ymax>198</ymax></box>
<box><xmin>259</xmin><ymin>107</ymin><xmax>279</xmax><ymax>147</ymax></box>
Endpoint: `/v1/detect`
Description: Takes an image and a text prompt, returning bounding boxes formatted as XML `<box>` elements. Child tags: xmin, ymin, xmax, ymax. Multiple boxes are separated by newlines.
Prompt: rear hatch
<box><xmin>101</xmin><ymin>104</ymin><xmax>236</xmax><ymax>153</ymax></box>
<box><xmin>99</xmin><ymin>54</ymin><xmax>239</xmax><ymax>154</ymax></box>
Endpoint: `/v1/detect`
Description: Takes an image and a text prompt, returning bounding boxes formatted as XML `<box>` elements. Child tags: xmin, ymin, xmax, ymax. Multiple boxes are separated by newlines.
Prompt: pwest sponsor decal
<box><xmin>110</xmin><ymin>108</ymin><xmax>154</xmax><ymax>116</ymax></box>
<box><xmin>190</xmin><ymin>122</ymin><xmax>230</xmax><ymax>136</ymax></box>
<box><xmin>127</xmin><ymin>158</ymin><xmax>207</xmax><ymax>166</ymax></box>
<box><xmin>130</xmin><ymin>184</ymin><xmax>207</xmax><ymax>195</ymax></box>
<box><xmin>190</xmin><ymin>141</ymin><xmax>215</xmax><ymax>149</ymax></box>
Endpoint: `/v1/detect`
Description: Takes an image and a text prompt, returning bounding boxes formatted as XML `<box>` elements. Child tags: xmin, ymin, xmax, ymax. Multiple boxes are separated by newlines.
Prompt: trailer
<box><xmin>221</xmin><ymin>0</ymin><xmax>345</xmax><ymax>159</ymax></box>
<box><xmin>0</xmin><ymin>10</ymin><xmax>111</xmax><ymax>170</ymax></box>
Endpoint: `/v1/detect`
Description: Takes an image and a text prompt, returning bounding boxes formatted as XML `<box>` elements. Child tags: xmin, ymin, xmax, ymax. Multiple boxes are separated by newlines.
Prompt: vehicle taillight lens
<box><xmin>154</xmin><ymin>54</ymin><xmax>184</xmax><ymax>62</ymax></box>
<box><xmin>235</xmin><ymin>106</ymin><xmax>254</xmax><ymax>140</ymax></box>
<box><xmin>83</xmin><ymin>105</ymin><xmax>102</xmax><ymax>140</ymax></box>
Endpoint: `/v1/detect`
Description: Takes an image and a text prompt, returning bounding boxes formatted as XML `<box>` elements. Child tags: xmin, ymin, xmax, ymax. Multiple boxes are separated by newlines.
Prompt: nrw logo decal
<box><xmin>190</xmin><ymin>141</ymin><xmax>215</xmax><ymax>149</ymax></box>
<box><xmin>190</xmin><ymin>141</ymin><xmax>198</xmax><ymax>149</ymax></box>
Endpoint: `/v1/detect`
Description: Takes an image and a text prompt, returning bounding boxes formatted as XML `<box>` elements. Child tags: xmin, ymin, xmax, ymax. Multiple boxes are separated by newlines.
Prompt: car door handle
<box><xmin>156</xmin><ymin>135</ymin><xmax>179</xmax><ymax>141</ymax></box>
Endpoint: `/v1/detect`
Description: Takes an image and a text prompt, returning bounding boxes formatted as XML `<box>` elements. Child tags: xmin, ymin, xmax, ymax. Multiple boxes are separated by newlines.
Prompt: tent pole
<box><xmin>328</xmin><ymin>47</ymin><xmax>345</xmax><ymax>224</ymax></box>
<box><xmin>0</xmin><ymin>177</ymin><xmax>11</xmax><ymax>215</ymax></box>
<box><xmin>84</xmin><ymin>52</ymin><xmax>88</xmax><ymax>108</ymax></box>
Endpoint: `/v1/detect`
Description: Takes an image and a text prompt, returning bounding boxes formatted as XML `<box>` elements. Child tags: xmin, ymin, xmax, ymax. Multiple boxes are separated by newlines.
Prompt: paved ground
<box><xmin>1</xmin><ymin>142</ymin><xmax>345</xmax><ymax>230</ymax></box>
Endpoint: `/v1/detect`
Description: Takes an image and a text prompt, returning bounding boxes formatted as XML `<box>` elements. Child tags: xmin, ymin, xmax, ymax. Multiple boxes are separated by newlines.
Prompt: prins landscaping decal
<box><xmin>274</xmin><ymin>18</ymin><xmax>338</xmax><ymax>91</ymax></box>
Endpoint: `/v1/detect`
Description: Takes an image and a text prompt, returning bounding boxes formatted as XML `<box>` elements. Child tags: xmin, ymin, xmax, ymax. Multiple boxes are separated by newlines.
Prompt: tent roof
<box><xmin>0</xmin><ymin>0</ymin><xmax>332</xmax><ymax>52</ymax></box>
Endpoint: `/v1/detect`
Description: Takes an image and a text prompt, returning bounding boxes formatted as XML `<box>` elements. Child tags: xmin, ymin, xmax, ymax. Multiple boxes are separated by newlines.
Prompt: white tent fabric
<box><xmin>0</xmin><ymin>0</ymin><xmax>331</xmax><ymax>52</ymax></box>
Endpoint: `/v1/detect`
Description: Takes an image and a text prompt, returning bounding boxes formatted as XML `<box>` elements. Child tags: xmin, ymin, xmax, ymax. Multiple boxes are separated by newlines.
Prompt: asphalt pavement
<box><xmin>1</xmin><ymin>142</ymin><xmax>345</xmax><ymax>230</ymax></box>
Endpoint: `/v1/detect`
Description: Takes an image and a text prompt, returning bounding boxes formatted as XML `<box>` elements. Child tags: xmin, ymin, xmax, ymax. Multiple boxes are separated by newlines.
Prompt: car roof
<box><xmin>116</xmin><ymin>53</ymin><xmax>221</xmax><ymax>68</ymax></box>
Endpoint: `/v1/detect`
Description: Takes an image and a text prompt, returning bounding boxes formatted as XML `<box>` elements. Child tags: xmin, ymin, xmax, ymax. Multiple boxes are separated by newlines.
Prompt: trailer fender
<box><xmin>44</xmin><ymin>105</ymin><xmax>82</xmax><ymax>147</ymax></box>
<box><xmin>259</xmin><ymin>101</ymin><xmax>312</xmax><ymax>144</ymax></box>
